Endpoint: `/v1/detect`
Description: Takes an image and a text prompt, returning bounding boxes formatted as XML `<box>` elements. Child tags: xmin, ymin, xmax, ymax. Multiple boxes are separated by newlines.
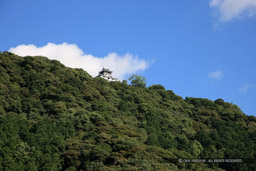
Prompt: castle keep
<box><xmin>97</xmin><ymin>68</ymin><xmax>118</xmax><ymax>82</ymax></box>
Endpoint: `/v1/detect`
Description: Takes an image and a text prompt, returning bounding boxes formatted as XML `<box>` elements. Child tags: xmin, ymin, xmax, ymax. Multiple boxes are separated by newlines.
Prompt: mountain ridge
<box><xmin>0</xmin><ymin>51</ymin><xmax>255</xmax><ymax>171</ymax></box>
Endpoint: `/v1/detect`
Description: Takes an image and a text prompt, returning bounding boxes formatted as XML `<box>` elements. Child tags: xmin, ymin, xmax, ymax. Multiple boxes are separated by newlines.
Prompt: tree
<box><xmin>148</xmin><ymin>84</ymin><xmax>165</xmax><ymax>91</ymax></box>
<box><xmin>215</xmin><ymin>98</ymin><xmax>225</xmax><ymax>105</ymax></box>
<box><xmin>128</xmin><ymin>75</ymin><xmax>146</xmax><ymax>88</ymax></box>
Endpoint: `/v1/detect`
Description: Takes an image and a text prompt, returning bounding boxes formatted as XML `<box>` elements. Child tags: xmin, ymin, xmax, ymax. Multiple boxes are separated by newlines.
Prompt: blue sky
<box><xmin>0</xmin><ymin>0</ymin><xmax>256</xmax><ymax>116</ymax></box>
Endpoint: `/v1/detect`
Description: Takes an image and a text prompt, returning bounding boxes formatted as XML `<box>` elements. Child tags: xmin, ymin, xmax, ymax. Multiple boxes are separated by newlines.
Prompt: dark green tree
<box><xmin>128</xmin><ymin>75</ymin><xmax>146</xmax><ymax>88</ymax></box>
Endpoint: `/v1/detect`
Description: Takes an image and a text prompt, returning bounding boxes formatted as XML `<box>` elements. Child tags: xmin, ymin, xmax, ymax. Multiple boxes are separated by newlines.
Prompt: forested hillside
<box><xmin>0</xmin><ymin>51</ymin><xmax>255</xmax><ymax>171</ymax></box>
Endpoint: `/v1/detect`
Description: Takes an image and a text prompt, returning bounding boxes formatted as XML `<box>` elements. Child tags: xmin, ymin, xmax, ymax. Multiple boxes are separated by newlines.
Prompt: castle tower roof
<box><xmin>99</xmin><ymin>67</ymin><xmax>112</xmax><ymax>74</ymax></box>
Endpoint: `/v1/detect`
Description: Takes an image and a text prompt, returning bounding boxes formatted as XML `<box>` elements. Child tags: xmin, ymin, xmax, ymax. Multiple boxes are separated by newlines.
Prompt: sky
<box><xmin>0</xmin><ymin>0</ymin><xmax>256</xmax><ymax>116</ymax></box>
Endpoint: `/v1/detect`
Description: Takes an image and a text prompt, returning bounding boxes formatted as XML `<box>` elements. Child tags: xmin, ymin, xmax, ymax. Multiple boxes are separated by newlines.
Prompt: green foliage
<box><xmin>149</xmin><ymin>84</ymin><xmax>165</xmax><ymax>91</ymax></box>
<box><xmin>215</xmin><ymin>98</ymin><xmax>225</xmax><ymax>105</ymax></box>
<box><xmin>128</xmin><ymin>74</ymin><xmax>146</xmax><ymax>87</ymax></box>
<box><xmin>0</xmin><ymin>52</ymin><xmax>255</xmax><ymax>170</ymax></box>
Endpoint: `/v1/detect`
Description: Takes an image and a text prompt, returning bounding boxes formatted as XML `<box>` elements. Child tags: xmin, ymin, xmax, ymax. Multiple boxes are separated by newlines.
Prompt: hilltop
<box><xmin>0</xmin><ymin>51</ymin><xmax>255</xmax><ymax>171</ymax></box>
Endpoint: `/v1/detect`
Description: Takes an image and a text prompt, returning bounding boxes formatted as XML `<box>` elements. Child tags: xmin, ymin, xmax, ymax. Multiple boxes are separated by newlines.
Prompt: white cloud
<box><xmin>239</xmin><ymin>84</ymin><xmax>255</xmax><ymax>93</ymax></box>
<box><xmin>208</xmin><ymin>70</ymin><xmax>223</xmax><ymax>80</ymax></box>
<box><xmin>209</xmin><ymin>0</ymin><xmax>256</xmax><ymax>21</ymax></box>
<box><xmin>9</xmin><ymin>42</ymin><xmax>149</xmax><ymax>80</ymax></box>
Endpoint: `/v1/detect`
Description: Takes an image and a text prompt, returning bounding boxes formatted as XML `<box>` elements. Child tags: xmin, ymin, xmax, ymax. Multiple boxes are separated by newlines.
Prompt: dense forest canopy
<box><xmin>0</xmin><ymin>51</ymin><xmax>255</xmax><ymax>170</ymax></box>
